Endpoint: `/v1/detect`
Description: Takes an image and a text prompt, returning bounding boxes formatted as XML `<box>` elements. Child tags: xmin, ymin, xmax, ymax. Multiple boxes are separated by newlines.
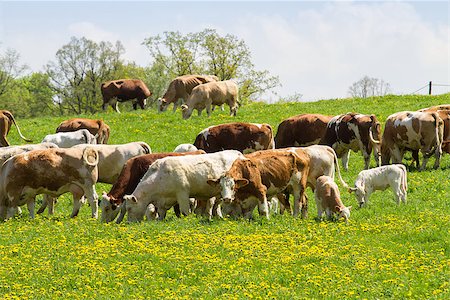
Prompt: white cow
<box><xmin>173</xmin><ymin>143</ymin><xmax>199</xmax><ymax>153</ymax></box>
<box><xmin>349</xmin><ymin>164</ymin><xmax>407</xmax><ymax>207</ymax></box>
<box><xmin>41</xmin><ymin>129</ymin><xmax>97</xmax><ymax>148</ymax></box>
<box><xmin>123</xmin><ymin>150</ymin><xmax>244</xmax><ymax>222</ymax></box>
<box><xmin>0</xmin><ymin>143</ymin><xmax>58</xmax><ymax>165</ymax></box>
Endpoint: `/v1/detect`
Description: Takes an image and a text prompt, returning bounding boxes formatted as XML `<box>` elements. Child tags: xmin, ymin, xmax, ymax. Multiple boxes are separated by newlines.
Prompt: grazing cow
<box><xmin>419</xmin><ymin>104</ymin><xmax>450</xmax><ymax>112</ymax></box>
<box><xmin>275</xmin><ymin>114</ymin><xmax>333</xmax><ymax>148</ymax></box>
<box><xmin>349</xmin><ymin>164</ymin><xmax>407</xmax><ymax>207</ymax></box>
<box><xmin>181</xmin><ymin>80</ymin><xmax>239</xmax><ymax>119</ymax></box>
<box><xmin>173</xmin><ymin>143</ymin><xmax>199</xmax><ymax>153</ymax></box>
<box><xmin>56</xmin><ymin>118</ymin><xmax>110</xmax><ymax>144</ymax></box>
<box><xmin>0</xmin><ymin>143</ymin><xmax>58</xmax><ymax>165</ymax></box>
<box><xmin>100</xmin><ymin>151</ymin><xmax>205</xmax><ymax>223</ymax></box>
<box><xmin>0</xmin><ymin>147</ymin><xmax>99</xmax><ymax>221</ymax></box>
<box><xmin>101</xmin><ymin>79</ymin><xmax>152</xmax><ymax>113</ymax></box>
<box><xmin>321</xmin><ymin>112</ymin><xmax>381</xmax><ymax>170</ymax></box>
<box><xmin>208</xmin><ymin>149</ymin><xmax>310</xmax><ymax>219</ymax></box>
<box><xmin>315</xmin><ymin>175</ymin><xmax>351</xmax><ymax>222</ymax></box>
<box><xmin>158</xmin><ymin>74</ymin><xmax>218</xmax><ymax>112</ymax></box>
<box><xmin>123</xmin><ymin>150</ymin><xmax>244</xmax><ymax>222</ymax></box>
<box><xmin>41</xmin><ymin>129</ymin><xmax>97</xmax><ymax>148</ymax></box>
<box><xmin>193</xmin><ymin>122</ymin><xmax>274</xmax><ymax>154</ymax></box>
<box><xmin>0</xmin><ymin>110</ymin><xmax>33</xmax><ymax>147</ymax></box>
<box><xmin>381</xmin><ymin>111</ymin><xmax>443</xmax><ymax>170</ymax></box>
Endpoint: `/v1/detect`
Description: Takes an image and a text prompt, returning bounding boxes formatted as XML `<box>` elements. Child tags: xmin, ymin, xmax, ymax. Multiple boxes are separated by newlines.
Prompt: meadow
<box><xmin>1</xmin><ymin>93</ymin><xmax>450</xmax><ymax>299</ymax></box>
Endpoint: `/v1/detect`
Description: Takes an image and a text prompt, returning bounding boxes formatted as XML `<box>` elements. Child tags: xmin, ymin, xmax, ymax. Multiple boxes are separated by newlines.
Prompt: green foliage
<box><xmin>1</xmin><ymin>93</ymin><xmax>450</xmax><ymax>299</ymax></box>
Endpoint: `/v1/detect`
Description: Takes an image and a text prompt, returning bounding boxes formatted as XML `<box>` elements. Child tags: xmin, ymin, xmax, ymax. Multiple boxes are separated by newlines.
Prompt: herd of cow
<box><xmin>1</xmin><ymin>100</ymin><xmax>448</xmax><ymax>223</ymax></box>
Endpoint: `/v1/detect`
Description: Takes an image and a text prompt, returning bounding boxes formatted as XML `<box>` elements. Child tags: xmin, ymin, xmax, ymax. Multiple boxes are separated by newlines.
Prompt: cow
<box><xmin>36</xmin><ymin>142</ymin><xmax>151</xmax><ymax>214</ymax></box>
<box><xmin>173</xmin><ymin>143</ymin><xmax>199</xmax><ymax>153</ymax></box>
<box><xmin>56</xmin><ymin>118</ymin><xmax>110</xmax><ymax>144</ymax></box>
<box><xmin>419</xmin><ymin>107</ymin><xmax>450</xmax><ymax>154</ymax></box>
<box><xmin>208</xmin><ymin>149</ymin><xmax>310</xmax><ymax>219</ymax></box>
<box><xmin>0</xmin><ymin>110</ymin><xmax>33</xmax><ymax>147</ymax></box>
<box><xmin>381</xmin><ymin>111</ymin><xmax>443</xmax><ymax>170</ymax></box>
<box><xmin>0</xmin><ymin>143</ymin><xmax>58</xmax><ymax>165</ymax></box>
<box><xmin>123</xmin><ymin>150</ymin><xmax>244</xmax><ymax>222</ymax></box>
<box><xmin>0</xmin><ymin>147</ymin><xmax>99</xmax><ymax>221</ymax></box>
<box><xmin>101</xmin><ymin>79</ymin><xmax>152</xmax><ymax>113</ymax></box>
<box><xmin>41</xmin><ymin>129</ymin><xmax>97</xmax><ymax>148</ymax></box>
<box><xmin>158</xmin><ymin>74</ymin><xmax>218</xmax><ymax>112</ymax></box>
<box><xmin>419</xmin><ymin>104</ymin><xmax>450</xmax><ymax>112</ymax></box>
<box><xmin>193</xmin><ymin>122</ymin><xmax>274</xmax><ymax>154</ymax></box>
<box><xmin>100</xmin><ymin>150</ymin><xmax>205</xmax><ymax>223</ymax></box>
<box><xmin>349</xmin><ymin>164</ymin><xmax>407</xmax><ymax>207</ymax></box>
<box><xmin>274</xmin><ymin>114</ymin><xmax>333</xmax><ymax>148</ymax></box>
<box><xmin>321</xmin><ymin>112</ymin><xmax>381</xmax><ymax>170</ymax></box>
<box><xmin>315</xmin><ymin>175</ymin><xmax>351</xmax><ymax>222</ymax></box>
<box><xmin>181</xmin><ymin>80</ymin><xmax>239</xmax><ymax>119</ymax></box>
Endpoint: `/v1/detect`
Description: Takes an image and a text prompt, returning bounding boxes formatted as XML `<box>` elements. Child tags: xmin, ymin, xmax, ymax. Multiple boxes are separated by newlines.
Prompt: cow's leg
<box><xmin>115</xmin><ymin>204</ymin><xmax>127</xmax><ymax>224</ymax></box>
<box><xmin>341</xmin><ymin>150</ymin><xmax>350</xmax><ymax>171</ymax></box>
<box><xmin>173</xmin><ymin>204</ymin><xmax>181</xmax><ymax>218</ymax></box>
<box><xmin>177</xmin><ymin>192</ymin><xmax>192</xmax><ymax>217</ymax></box>
<box><xmin>47</xmin><ymin>196</ymin><xmax>55</xmax><ymax>215</ymax></box>
<box><xmin>325</xmin><ymin>207</ymin><xmax>333</xmax><ymax>220</ymax></box>
<box><xmin>132</xmin><ymin>101</ymin><xmax>138</xmax><ymax>110</ymax></box>
<box><xmin>205</xmin><ymin>197</ymin><xmax>216</xmax><ymax>221</ymax></box>
<box><xmin>0</xmin><ymin>135</ymin><xmax>10</xmax><ymax>147</ymax></box>
<box><xmin>257</xmin><ymin>194</ymin><xmax>270</xmax><ymax>220</ymax></box>
<box><xmin>156</xmin><ymin>207</ymin><xmax>167</xmax><ymax>221</ymax></box>
<box><xmin>206</xmin><ymin>102</ymin><xmax>212</xmax><ymax>117</ymax></box>
<box><xmin>433</xmin><ymin>145</ymin><xmax>442</xmax><ymax>169</ymax></box>
<box><xmin>37</xmin><ymin>195</ymin><xmax>48</xmax><ymax>214</ymax></box>
<box><xmin>363</xmin><ymin>151</ymin><xmax>371</xmax><ymax>170</ymax></box>
<box><xmin>0</xmin><ymin>204</ymin><xmax>7</xmax><ymax>221</ymax></box>
<box><xmin>112</xmin><ymin>99</ymin><xmax>121</xmax><ymax>113</ymax></box>
<box><xmin>27</xmin><ymin>198</ymin><xmax>36</xmax><ymax>219</ymax></box>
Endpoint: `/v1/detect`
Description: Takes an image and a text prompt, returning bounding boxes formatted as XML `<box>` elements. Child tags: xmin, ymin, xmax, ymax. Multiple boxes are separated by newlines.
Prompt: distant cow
<box><xmin>275</xmin><ymin>114</ymin><xmax>333</xmax><ymax>148</ymax></box>
<box><xmin>0</xmin><ymin>143</ymin><xmax>58</xmax><ymax>165</ymax></box>
<box><xmin>381</xmin><ymin>111</ymin><xmax>443</xmax><ymax>170</ymax></box>
<box><xmin>0</xmin><ymin>110</ymin><xmax>33</xmax><ymax>147</ymax></box>
<box><xmin>42</xmin><ymin>129</ymin><xmax>97</xmax><ymax>148</ymax></box>
<box><xmin>181</xmin><ymin>80</ymin><xmax>239</xmax><ymax>119</ymax></box>
<box><xmin>315</xmin><ymin>175</ymin><xmax>351</xmax><ymax>222</ymax></box>
<box><xmin>208</xmin><ymin>149</ymin><xmax>310</xmax><ymax>219</ymax></box>
<box><xmin>123</xmin><ymin>150</ymin><xmax>244</xmax><ymax>222</ymax></box>
<box><xmin>349</xmin><ymin>164</ymin><xmax>407</xmax><ymax>207</ymax></box>
<box><xmin>419</xmin><ymin>104</ymin><xmax>450</xmax><ymax>112</ymax></box>
<box><xmin>101</xmin><ymin>150</ymin><xmax>205</xmax><ymax>223</ymax></box>
<box><xmin>158</xmin><ymin>74</ymin><xmax>218</xmax><ymax>112</ymax></box>
<box><xmin>56</xmin><ymin>118</ymin><xmax>110</xmax><ymax>144</ymax></box>
<box><xmin>101</xmin><ymin>79</ymin><xmax>152</xmax><ymax>113</ymax></box>
<box><xmin>0</xmin><ymin>147</ymin><xmax>99</xmax><ymax>221</ymax></box>
<box><xmin>193</xmin><ymin>122</ymin><xmax>274</xmax><ymax>154</ymax></box>
<box><xmin>321</xmin><ymin>112</ymin><xmax>381</xmax><ymax>170</ymax></box>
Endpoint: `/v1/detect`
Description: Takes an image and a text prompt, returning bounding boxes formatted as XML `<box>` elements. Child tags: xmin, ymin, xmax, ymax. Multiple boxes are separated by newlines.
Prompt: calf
<box><xmin>173</xmin><ymin>143</ymin><xmax>199</xmax><ymax>153</ymax></box>
<box><xmin>42</xmin><ymin>129</ymin><xmax>97</xmax><ymax>148</ymax></box>
<box><xmin>349</xmin><ymin>164</ymin><xmax>407</xmax><ymax>207</ymax></box>
<box><xmin>0</xmin><ymin>147</ymin><xmax>99</xmax><ymax>220</ymax></box>
<box><xmin>315</xmin><ymin>175</ymin><xmax>351</xmax><ymax>222</ymax></box>
<box><xmin>56</xmin><ymin>118</ymin><xmax>110</xmax><ymax>144</ymax></box>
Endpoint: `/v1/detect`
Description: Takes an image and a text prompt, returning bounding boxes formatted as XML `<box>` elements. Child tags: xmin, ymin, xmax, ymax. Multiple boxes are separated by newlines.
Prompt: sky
<box><xmin>0</xmin><ymin>0</ymin><xmax>449</xmax><ymax>102</ymax></box>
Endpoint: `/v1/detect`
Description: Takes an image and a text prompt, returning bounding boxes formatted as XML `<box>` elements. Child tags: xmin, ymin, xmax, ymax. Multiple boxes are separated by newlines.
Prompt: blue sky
<box><xmin>1</xmin><ymin>1</ymin><xmax>449</xmax><ymax>101</ymax></box>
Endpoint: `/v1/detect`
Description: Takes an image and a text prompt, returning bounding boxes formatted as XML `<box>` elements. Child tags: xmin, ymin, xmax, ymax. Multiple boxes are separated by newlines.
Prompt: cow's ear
<box><xmin>347</xmin><ymin>206</ymin><xmax>352</xmax><ymax>211</ymax></box>
<box><xmin>348</xmin><ymin>187</ymin><xmax>357</xmax><ymax>193</ymax></box>
<box><xmin>181</xmin><ymin>104</ymin><xmax>188</xmax><ymax>111</ymax></box>
<box><xmin>123</xmin><ymin>195</ymin><xmax>137</xmax><ymax>203</ymax></box>
<box><xmin>235</xmin><ymin>179</ymin><xmax>249</xmax><ymax>188</ymax></box>
<box><xmin>207</xmin><ymin>179</ymin><xmax>219</xmax><ymax>186</ymax></box>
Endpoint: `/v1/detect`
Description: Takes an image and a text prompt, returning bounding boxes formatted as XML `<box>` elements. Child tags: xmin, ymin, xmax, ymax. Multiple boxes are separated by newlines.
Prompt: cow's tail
<box><xmin>266</xmin><ymin>124</ymin><xmax>276</xmax><ymax>149</ymax></box>
<box><xmin>83</xmin><ymin>147</ymin><xmax>99</xmax><ymax>167</ymax></box>
<box><xmin>4</xmin><ymin>111</ymin><xmax>33</xmax><ymax>143</ymax></box>
<box><xmin>97</xmin><ymin>121</ymin><xmax>110</xmax><ymax>144</ymax></box>
<box><xmin>139</xmin><ymin>142</ymin><xmax>152</xmax><ymax>154</ymax></box>
<box><xmin>399</xmin><ymin>164</ymin><xmax>408</xmax><ymax>194</ymax></box>
<box><xmin>330</xmin><ymin>147</ymin><xmax>349</xmax><ymax>189</ymax></box>
<box><xmin>432</xmin><ymin>112</ymin><xmax>443</xmax><ymax>149</ymax></box>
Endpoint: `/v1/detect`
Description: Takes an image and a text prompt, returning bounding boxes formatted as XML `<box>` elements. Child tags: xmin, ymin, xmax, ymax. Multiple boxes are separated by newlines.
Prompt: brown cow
<box><xmin>315</xmin><ymin>175</ymin><xmax>351</xmax><ymax>222</ymax></box>
<box><xmin>101</xmin><ymin>79</ymin><xmax>152</xmax><ymax>113</ymax></box>
<box><xmin>0</xmin><ymin>110</ymin><xmax>33</xmax><ymax>147</ymax></box>
<box><xmin>0</xmin><ymin>147</ymin><xmax>99</xmax><ymax>221</ymax></box>
<box><xmin>56</xmin><ymin>118</ymin><xmax>110</xmax><ymax>144</ymax></box>
<box><xmin>158</xmin><ymin>74</ymin><xmax>218</xmax><ymax>112</ymax></box>
<box><xmin>101</xmin><ymin>150</ymin><xmax>205</xmax><ymax>223</ymax></box>
<box><xmin>381</xmin><ymin>111</ymin><xmax>443</xmax><ymax>170</ymax></box>
<box><xmin>320</xmin><ymin>112</ymin><xmax>381</xmax><ymax>170</ymax></box>
<box><xmin>275</xmin><ymin>114</ymin><xmax>333</xmax><ymax>148</ymax></box>
<box><xmin>193</xmin><ymin>122</ymin><xmax>274</xmax><ymax>154</ymax></box>
<box><xmin>208</xmin><ymin>149</ymin><xmax>310</xmax><ymax>219</ymax></box>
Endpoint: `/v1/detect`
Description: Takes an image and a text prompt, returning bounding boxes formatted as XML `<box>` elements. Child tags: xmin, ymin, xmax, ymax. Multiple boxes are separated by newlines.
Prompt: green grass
<box><xmin>1</xmin><ymin>93</ymin><xmax>450</xmax><ymax>299</ymax></box>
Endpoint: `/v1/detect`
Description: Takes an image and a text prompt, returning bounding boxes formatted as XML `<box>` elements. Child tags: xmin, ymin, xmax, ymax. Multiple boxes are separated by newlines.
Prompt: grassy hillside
<box><xmin>1</xmin><ymin>93</ymin><xmax>450</xmax><ymax>299</ymax></box>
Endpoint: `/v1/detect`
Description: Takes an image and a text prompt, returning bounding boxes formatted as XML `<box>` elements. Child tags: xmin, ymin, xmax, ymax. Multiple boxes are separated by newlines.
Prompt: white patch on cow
<box><xmin>250</xmin><ymin>123</ymin><xmax>263</xmax><ymax>129</ymax></box>
<box><xmin>200</xmin><ymin>126</ymin><xmax>214</xmax><ymax>140</ymax></box>
<box><xmin>347</xmin><ymin>122</ymin><xmax>365</xmax><ymax>153</ymax></box>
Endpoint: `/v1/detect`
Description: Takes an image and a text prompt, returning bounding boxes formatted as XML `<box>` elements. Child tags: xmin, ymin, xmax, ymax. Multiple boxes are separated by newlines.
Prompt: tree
<box><xmin>46</xmin><ymin>37</ymin><xmax>125</xmax><ymax>115</ymax></box>
<box><xmin>142</xmin><ymin>29</ymin><xmax>280</xmax><ymax>104</ymax></box>
<box><xmin>0</xmin><ymin>48</ymin><xmax>27</xmax><ymax>97</ymax></box>
<box><xmin>348</xmin><ymin>75</ymin><xmax>391</xmax><ymax>98</ymax></box>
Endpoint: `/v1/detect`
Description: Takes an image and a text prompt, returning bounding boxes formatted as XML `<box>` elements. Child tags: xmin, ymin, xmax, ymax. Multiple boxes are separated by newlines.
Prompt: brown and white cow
<box><xmin>381</xmin><ymin>111</ymin><xmax>443</xmax><ymax>170</ymax></box>
<box><xmin>208</xmin><ymin>149</ymin><xmax>310</xmax><ymax>219</ymax></box>
<box><xmin>0</xmin><ymin>147</ymin><xmax>99</xmax><ymax>221</ymax></box>
<box><xmin>56</xmin><ymin>118</ymin><xmax>110</xmax><ymax>144</ymax></box>
<box><xmin>419</xmin><ymin>107</ymin><xmax>450</xmax><ymax>154</ymax></box>
<box><xmin>181</xmin><ymin>80</ymin><xmax>239</xmax><ymax>119</ymax></box>
<box><xmin>418</xmin><ymin>104</ymin><xmax>450</xmax><ymax>112</ymax></box>
<box><xmin>315</xmin><ymin>175</ymin><xmax>351</xmax><ymax>222</ymax></box>
<box><xmin>321</xmin><ymin>112</ymin><xmax>381</xmax><ymax>170</ymax></box>
<box><xmin>158</xmin><ymin>74</ymin><xmax>218</xmax><ymax>112</ymax></box>
<box><xmin>193</xmin><ymin>122</ymin><xmax>274</xmax><ymax>154</ymax></box>
<box><xmin>101</xmin><ymin>150</ymin><xmax>205</xmax><ymax>223</ymax></box>
<box><xmin>0</xmin><ymin>143</ymin><xmax>59</xmax><ymax>165</ymax></box>
<box><xmin>275</xmin><ymin>114</ymin><xmax>333</xmax><ymax>148</ymax></box>
<box><xmin>0</xmin><ymin>110</ymin><xmax>33</xmax><ymax>147</ymax></box>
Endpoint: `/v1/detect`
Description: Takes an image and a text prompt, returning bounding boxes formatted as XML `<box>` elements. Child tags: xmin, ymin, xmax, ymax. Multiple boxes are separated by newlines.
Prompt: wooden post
<box><xmin>429</xmin><ymin>81</ymin><xmax>432</xmax><ymax>95</ymax></box>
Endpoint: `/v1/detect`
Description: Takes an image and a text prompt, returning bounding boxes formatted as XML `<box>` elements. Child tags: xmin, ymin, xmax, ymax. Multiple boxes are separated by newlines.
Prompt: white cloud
<box><xmin>68</xmin><ymin>21</ymin><xmax>119</xmax><ymax>42</ymax></box>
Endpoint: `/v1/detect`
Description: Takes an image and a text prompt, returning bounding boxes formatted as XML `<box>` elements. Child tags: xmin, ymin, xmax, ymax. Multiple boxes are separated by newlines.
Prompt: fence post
<box><xmin>429</xmin><ymin>81</ymin><xmax>432</xmax><ymax>95</ymax></box>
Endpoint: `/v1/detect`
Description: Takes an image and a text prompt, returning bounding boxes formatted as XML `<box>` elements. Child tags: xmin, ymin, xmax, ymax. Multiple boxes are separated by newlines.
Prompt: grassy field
<box><xmin>1</xmin><ymin>93</ymin><xmax>450</xmax><ymax>299</ymax></box>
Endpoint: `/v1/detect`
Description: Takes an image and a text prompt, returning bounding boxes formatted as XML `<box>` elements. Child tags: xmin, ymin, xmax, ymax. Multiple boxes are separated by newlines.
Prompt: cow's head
<box><xmin>181</xmin><ymin>104</ymin><xmax>193</xmax><ymax>119</ymax></box>
<box><xmin>123</xmin><ymin>195</ymin><xmax>146</xmax><ymax>222</ymax></box>
<box><xmin>337</xmin><ymin>205</ymin><xmax>352</xmax><ymax>222</ymax></box>
<box><xmin>348</xmin><ymin>183</ymin><xmax>366</xmax><ymax>207</ymax></box>
<box><xmin>157</xmin><ymin>98</ymin><xmax>168</xmax><ymax>113</ymax></box>
<box><xmin>100</xmin><ymin>192</ymin><xmax>122</xmax><ymax>223</ymax></box>
<box><xmin>207</xmin><ymin>175</ymin><xmax>248</xmax><ymax>203</ymax></box>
